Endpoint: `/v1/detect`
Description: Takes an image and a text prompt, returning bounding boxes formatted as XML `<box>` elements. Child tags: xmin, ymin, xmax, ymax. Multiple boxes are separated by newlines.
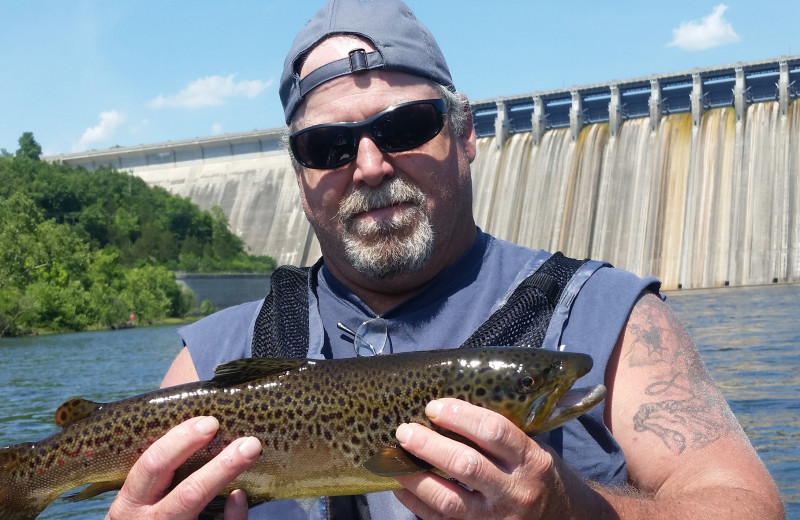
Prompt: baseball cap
<box><xmin>279</xmin><ymin>0</ymin><xmax>455</xmax><ymax>124</ymax></box>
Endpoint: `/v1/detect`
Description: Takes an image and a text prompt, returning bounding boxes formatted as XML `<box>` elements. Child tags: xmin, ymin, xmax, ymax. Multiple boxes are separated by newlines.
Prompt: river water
<box><xmin>0</xmin><ymin>284</ymin><xmax>798</xmax><ymax>518</ymax></box>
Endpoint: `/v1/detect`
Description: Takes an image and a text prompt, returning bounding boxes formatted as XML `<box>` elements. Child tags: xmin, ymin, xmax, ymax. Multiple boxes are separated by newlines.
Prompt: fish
<box><xmin>0</xmin><ymin>346</ymin><xmax>606</xmax><ymax>520</ymax></box>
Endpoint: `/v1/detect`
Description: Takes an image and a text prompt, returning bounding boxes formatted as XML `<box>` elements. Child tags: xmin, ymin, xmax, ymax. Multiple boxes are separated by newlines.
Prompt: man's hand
<box><xmin>106</xmin><ymin>416</ymin><xmax>261</xmax><ymax>520</ymax></box>
<box><xmin>392</xmin><ymin>399</ymin><xmax>607</xmax><ymax>520</ymax></box>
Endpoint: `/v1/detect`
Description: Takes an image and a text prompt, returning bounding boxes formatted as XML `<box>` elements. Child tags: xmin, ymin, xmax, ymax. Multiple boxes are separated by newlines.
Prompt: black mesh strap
<box><xmin>252</xmin><ymin>253</ymin><xmax>587</xmax><ymax>357</ymax></box>
<box><xmin>458</xmin><ymin>252</ymin><xmax>587</xmax><ymax>349</ymax></box>
<box><xmin>251</xmin><ymin>265</ymin><xmax>311</xmax><ymax>359</ymax></box>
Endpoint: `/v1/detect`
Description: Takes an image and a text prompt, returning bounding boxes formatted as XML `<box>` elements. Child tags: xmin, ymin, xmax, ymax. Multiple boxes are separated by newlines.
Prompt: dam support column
<box><xmin>649</xmin><ymin>78</ymin><xmax>662</xmax><ymax>132</ymax></box>
<box><xmin>570</xmin><ymin>90</ymin><xmax>583</xmax><ymax>141</ymax></box>
<box><xmin>734</xmin><ymin>67</ymin><xmax>746</xmax><ymax>122</ymax></box>
<box><xmin>779</xmin><ymin>60</ymin><xmax>790</xmax><ymax>117</ymax></box>
<box><xmin>532</xmin><ymin>96</ymin><xmax>546</xmax><ymax>146</ymax></box>
<box><xmin>495</xmin><ymin>100</ymin><xmax>509</xmax><ymax>150</ymax></box>
<box><xmin>691</xmin><ymin>73</ymin><xmax>704</xmax><ymax>128</ymax></box>
<box><xmin>608</xmin><ymin>85</ymin><xmax>621</xmax><ymax>137</ymax></box>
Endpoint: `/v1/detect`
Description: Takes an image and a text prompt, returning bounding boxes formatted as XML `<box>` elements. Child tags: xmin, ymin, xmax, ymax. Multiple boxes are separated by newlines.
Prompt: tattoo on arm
<box><xmin>625</xmin><ymin>295</ymin><xmax>739</xmax><ymax>454</ymax></box>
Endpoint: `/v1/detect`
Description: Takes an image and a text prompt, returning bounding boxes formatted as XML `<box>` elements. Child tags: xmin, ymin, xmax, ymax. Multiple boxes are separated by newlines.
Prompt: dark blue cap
<box><xmin>280</xmin><ymin>0</ymin><xmax>455</xmax><ymax>124</ymax></box>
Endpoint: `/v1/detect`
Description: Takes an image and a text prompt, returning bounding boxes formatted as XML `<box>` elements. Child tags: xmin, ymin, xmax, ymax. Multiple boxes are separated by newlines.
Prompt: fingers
<box><xmin>120</xmin><ymin>416</ymin><xmax>222</xmax><ymax>506</ymax></box>
<box><xmin>394</xmin><ymin>473</ymin><xmax>480</xmax><ymax>519</ymax></box>
<box><xmin>395</xmin><ymin>420</ymin><xmax>496</xmax><ymax>500</ymax></box>
<box><xmin>223</xmin><ymin>489</ymin><xmax>251</xmax><ymax>520</ymax></box>
<box><xmin>161</xmin><ymin>436</ymin><xmax>262</xmax><ymax>519</ymax></box>
<box><xmin>424</xmin><ymin>398</ymin><xmax>539</xmax><ymax>472</ymax></box>
<box><xmin>393</xmin><ymin>399</ymin><xmax>555</xmax><ymax>518</ymax></box>
<box><xmin>108</xmin><ymin>416</ymin><xmax>262</xmax><ymax>520</ymax></box>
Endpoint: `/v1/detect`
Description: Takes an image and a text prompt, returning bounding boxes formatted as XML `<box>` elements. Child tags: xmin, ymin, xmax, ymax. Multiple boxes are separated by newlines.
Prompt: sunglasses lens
<box><xmin>291</xmin><ymin>99</ymin><xmax>446</xmax><ymax>170</ymax></box>
<box><xmin>292</xmin><ymin>126</ymin><xmax>356</xmax><ymax>169</ymax></box>
<box><xmin>373</xmin><ymin>102</ymin><xmax>444</xmax><ymax>152</ymax></box>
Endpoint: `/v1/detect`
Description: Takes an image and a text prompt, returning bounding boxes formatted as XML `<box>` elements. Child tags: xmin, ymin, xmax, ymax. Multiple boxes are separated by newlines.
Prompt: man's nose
<box><xmin>352</xmin><ymin>135</ymin><xmax>394</xmax><ymax>186</ymax></box>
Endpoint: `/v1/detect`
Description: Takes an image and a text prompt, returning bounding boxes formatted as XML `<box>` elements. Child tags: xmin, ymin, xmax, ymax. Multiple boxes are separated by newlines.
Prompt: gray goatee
<box><xmin>338</xmin><ymin>178</ymin><xmax>434</xmax><ymax>280</ymax></box>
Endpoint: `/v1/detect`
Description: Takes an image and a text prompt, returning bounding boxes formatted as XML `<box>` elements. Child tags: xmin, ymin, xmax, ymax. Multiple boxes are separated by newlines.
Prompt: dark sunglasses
<box><xmin>289</xmin><ymin>98</ymin><xmax>447</xmax><ymax>170</ymax></box>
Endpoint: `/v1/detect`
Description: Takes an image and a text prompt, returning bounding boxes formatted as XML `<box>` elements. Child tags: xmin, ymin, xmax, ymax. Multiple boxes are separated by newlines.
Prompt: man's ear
<box><xmin>458</xmin><ymin>94</ymin><xmax>477</xmax><ymax>163</ymax></box>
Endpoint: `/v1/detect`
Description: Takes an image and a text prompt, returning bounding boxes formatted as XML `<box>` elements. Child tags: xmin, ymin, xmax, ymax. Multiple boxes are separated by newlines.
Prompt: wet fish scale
<box><xmin>0</xmin><ymin>347</ymin><xmax>605</xmax><ymax>520</ymax></box>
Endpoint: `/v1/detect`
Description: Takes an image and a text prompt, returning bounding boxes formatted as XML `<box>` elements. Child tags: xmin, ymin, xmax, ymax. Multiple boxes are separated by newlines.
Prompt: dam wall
<box><xmin>473</xmin><ymin>101</ymin><xmax>800</xmax><ymax>289</ymax></box>
<box><xmin>52</xmin><ymin>57</ymin><xmax>800</xmax><ymax>290</ymax></box>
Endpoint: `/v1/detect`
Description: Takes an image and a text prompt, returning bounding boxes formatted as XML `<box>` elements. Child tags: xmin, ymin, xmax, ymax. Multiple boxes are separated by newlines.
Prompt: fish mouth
<box><xmin>525</xmin><ymin>384</ymin><xmax>607</xmax><ymax>435</ymax></box>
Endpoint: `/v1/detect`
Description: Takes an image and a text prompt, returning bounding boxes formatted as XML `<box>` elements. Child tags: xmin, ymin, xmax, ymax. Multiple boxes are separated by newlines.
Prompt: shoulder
<box><xmin>179</xmin><ymin>299</ymin><xmax>265</xmax><ymax>379</ymax></box>
<box><xmin>561</xmin><ymin>264</ymin><xmax>660</xmax><ymax>362</ymax></box>
<box><xmin>180</xmin><ymin>299</ymin><xmax>264</xmax><ymax>339</ymax></box>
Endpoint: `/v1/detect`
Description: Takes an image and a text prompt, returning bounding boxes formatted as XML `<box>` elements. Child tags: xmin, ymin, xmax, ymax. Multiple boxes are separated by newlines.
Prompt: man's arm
<box><xmin>105</xmin><ymin>347</ymin><xmax>258</xmax><ymax>520</ymax></box>
<box><xmin>160</xmin><ymin>346</ymin><xmax>201</xmax><ymax>388</ymax></box>
<box><xmin>392</xmin><ymin>293</ymin><xmax>785</xmax><ymax>519</ymax></box>
<box><xmin>599</xmin><ymin>292</ymin><xmax>784</xmax><ymax>517</ymax></box>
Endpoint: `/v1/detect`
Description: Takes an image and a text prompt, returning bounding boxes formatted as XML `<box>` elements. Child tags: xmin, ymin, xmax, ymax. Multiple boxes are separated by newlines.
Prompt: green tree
<box><xmin>119</xmin><ymin>265</ymin><xmax>179</xmax><ymax>323</ymax></box>
<box><xmin>0</xmin><ymin>192</ymin><xmax>94</xmax><ymax>334</ymax></box>
<box><xmin>0</xmin><ymin>152</ymin><xmax>277</xmax><ymax>335</ymax></box>
<box><xmin>16</xmin><ymin>132</ymin><xmax>42</xmax><ymax>161</ymax></box>
<box><xmin>210</xmin><ymin>205</ymin><xmax>243</xmax><ymax>261</ymax></box>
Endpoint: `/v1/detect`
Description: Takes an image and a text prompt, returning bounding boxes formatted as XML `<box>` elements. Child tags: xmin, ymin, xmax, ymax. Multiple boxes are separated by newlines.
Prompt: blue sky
<box><xmin>2</xmin><ymin>1</ymin><xmax>797</xmax><ymax>156</ymax></box>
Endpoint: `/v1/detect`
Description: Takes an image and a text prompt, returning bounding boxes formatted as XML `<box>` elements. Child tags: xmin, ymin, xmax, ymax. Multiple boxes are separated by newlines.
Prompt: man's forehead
<box><xmin>293</xmin><ymin>70</ymin><xmax>440</xmax><ymax>127</ymax></box>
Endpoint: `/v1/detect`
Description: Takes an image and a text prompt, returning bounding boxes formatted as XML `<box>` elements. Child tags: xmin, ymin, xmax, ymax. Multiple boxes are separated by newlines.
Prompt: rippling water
<box><xmin>665</xmin><ymin>284</ymin><xmax>799</xmax><ymax>518</ymax></box>
<box><xmin>0</xmin><ymin>284</ymin><xmax>798</xmax><ymax>518</ymax></box>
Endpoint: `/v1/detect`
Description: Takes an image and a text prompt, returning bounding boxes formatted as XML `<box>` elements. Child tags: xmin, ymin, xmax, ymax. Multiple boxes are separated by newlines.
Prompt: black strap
<box><xmin>457</xmin><ymin>252</ymin><xmax>587</xmax><ymax>349</ymax></box>
<box><xmin>252</xmin><ymin>252</ymin><xmax>587</xmax><ymax>358</ymax></box>
<box><xmin>251</xmin><ymin>264</ymin><xmax>311</xmax><ymax>359</ymax></box>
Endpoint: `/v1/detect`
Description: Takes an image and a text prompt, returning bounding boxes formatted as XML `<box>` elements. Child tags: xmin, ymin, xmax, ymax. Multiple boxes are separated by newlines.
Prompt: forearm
<box><xmin>583</xmin><ymin>482</ymin><xmax>786</xmax><ymax>520</ymax></box>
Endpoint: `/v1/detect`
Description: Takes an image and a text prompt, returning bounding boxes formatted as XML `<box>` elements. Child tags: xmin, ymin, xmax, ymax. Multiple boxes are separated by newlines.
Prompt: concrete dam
<box><xmin>55</xmin><ymin>56</ymin><xmax>800</xmax><ymax>290</ymax></box>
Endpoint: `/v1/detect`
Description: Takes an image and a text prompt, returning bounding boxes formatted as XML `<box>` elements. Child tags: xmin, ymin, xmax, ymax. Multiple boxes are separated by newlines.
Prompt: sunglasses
<box><xmin>289</xmin><ymin>98</ymin><xmax>447</xmax><ymax>170</ymax></box>
<box><xmin>337</xmin><ymin>318</ymin><xmax>387</xmax><ymax>356</ymax></box>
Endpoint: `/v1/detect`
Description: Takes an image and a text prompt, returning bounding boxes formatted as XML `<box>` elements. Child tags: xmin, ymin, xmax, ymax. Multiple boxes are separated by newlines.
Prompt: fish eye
<box><xmin>521</xmin><ymin>376</ymin><xmax>535</xmax><ymax>388</ymax></box>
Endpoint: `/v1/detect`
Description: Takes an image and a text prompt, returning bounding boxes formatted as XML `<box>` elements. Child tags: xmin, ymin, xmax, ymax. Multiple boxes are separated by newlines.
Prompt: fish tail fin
<box><xmin>0</xmin><ymin>443</ymin><xmax>57</xmax><ymax>520</ymax></box>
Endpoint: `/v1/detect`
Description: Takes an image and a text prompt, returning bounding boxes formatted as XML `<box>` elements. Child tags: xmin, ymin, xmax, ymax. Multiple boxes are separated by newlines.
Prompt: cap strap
<box><xmin>299</xmin><ymin>50</ymin><xmax>385</xmax><ymax>98</ymax></box>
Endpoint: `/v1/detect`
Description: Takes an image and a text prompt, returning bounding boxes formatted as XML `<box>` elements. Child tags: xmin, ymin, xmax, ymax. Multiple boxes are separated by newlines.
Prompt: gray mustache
<box><xmin>338</xmin><ymin>179</ymin><xmax>426</xmax><ymax>222</ymax></box>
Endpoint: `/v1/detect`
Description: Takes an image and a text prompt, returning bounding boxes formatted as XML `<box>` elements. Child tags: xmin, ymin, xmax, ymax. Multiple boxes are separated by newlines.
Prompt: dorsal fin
<box><xmin>54</xmin><ymin>398</ymin><xmax>103</xmax><ymax>427</ymax></box>
<box><xmin>210</xmin><ymin>358</ymin><xmax>308</xmax><ymax>386</ymax></box>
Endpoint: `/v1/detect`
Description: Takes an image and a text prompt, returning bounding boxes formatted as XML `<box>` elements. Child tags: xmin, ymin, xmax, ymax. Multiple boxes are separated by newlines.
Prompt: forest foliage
<box><xmin>0</xmin><ymin>133</ymin><xmax>276</xmax><ymax>336</ymax></box>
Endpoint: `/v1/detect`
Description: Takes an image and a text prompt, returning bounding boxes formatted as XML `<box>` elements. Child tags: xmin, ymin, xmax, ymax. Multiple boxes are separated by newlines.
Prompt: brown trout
<box><xmin>0</xmin><ymin>347</ymin><xmax>606</xmax><ymax>519</ymax></box>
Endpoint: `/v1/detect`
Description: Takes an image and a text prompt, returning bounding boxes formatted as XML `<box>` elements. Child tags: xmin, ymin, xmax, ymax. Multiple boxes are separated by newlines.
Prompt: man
<box><xmin>107</xmin><ymin>1</ymin><xmax>785</xmax><ymax>519</ymax></box>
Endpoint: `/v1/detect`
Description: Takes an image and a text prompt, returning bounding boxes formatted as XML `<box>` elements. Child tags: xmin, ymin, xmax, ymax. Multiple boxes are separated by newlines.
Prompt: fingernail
<box><xmin>238</xmin><ymin>437</ymin><xmax>262</xmax><ymax>460</ymax></box>
<box><xmin>426</xmin><ymin>399</ymin><xmax>443</xmax><ymax>419</ymax></box>
<box><xmin>195</xmin><ymin>416</ymin><xmax>219</xmax><ymax>435</ymax></box>
<box><xmin>396</xmin><ymin>423</ymin><xmax>412</xmax><ymax>444</ymax></box>
<box><xmin>228</xmin><ymin>489</ymin><xmax>248</xmax><ymax>509</ymax></box>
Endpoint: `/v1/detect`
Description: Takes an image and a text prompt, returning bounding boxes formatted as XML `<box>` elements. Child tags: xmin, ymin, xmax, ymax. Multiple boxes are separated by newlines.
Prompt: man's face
<box><xmin>291</xmin><ymin>43</ymin><xmax>476</xmax><ymax>282</ymax></box>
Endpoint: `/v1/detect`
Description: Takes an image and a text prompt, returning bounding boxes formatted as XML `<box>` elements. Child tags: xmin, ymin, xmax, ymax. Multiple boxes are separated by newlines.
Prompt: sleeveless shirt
<box><xmin>179</xmin><ymin>230</ymin><xmax>661</xmax><ymax>519</ymax></box>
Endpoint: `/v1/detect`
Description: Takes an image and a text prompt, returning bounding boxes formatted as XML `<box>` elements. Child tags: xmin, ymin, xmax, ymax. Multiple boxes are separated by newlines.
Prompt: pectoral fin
<box><xmin>64</xmin><ymin>480</ymin><xmax>125</xmax><ymax>502</ymax></box>
<box><xmin>362</xmin><ymin>447</ymin><xmax>431</xmax><ymax>477</ymax></box>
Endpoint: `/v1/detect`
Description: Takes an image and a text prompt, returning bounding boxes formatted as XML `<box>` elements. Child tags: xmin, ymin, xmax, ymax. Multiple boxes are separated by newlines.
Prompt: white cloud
<box><xmin>668</xmin><ymin>4</ymin><xmax>740</xmax><ymax>51</ymax></box>
<box><xmin>211</xmin><ymin>122</ymin><xmax>224</xmax><ymax>135</ymax></box>
<box><xmin>74</xmin><ymin>110</ymin><xmax>126</xmax><ymax>151</ymax></box>
<box><xmin>147</xmin><ymin>74</ymin><xmax>272</xmax><ymax>109</ymax></box>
